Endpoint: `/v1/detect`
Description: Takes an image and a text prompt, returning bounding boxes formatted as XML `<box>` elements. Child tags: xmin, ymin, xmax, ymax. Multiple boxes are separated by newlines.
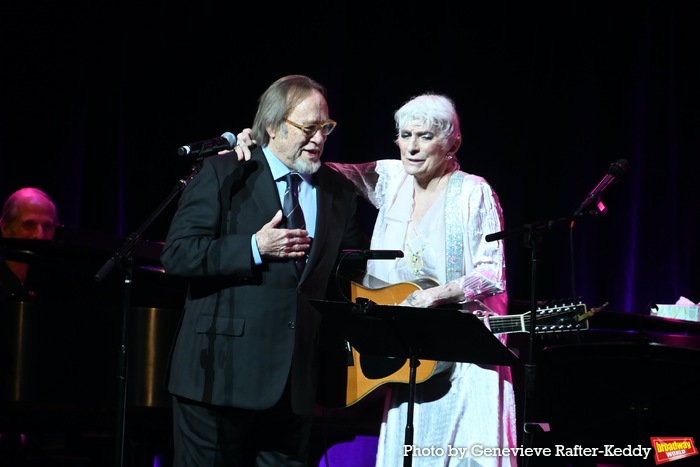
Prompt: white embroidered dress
<box><xmin>328</xmin><ymin>159</ymin><xmax>518</xmax><ymax>467</ymax></box>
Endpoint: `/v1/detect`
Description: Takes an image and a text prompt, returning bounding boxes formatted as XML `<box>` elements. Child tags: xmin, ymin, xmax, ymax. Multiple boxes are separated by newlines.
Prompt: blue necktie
<box><xmin>283</xmin><ymin>172</ymin><xmax>306</xmax><ymax>276</ymax></box>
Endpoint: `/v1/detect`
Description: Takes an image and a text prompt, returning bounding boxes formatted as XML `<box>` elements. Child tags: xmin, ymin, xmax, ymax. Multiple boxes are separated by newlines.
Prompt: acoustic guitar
<box><xmin>337</xmin><ymin>276</ymin><xmax>594</xmax><ymax>407</ymax></box>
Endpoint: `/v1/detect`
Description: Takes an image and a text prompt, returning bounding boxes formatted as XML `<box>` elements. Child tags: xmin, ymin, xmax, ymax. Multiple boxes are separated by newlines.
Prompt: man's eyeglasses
<box><xmin>284</xmin><ymin>118</ymin><xmax>337</xmax><ymax>137</ymax></box>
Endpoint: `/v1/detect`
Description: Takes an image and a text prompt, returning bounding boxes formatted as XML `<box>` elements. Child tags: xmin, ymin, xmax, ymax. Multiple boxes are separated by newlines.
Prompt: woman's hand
<box><xmin>232</xmin><ymin>128</ymin><xmax>257</xmax><ymax>161</ymax></box>
<box><xmin>401</xmin><ymin>281</ymin><xmax>466</xmax><ymax>307</ymax></box>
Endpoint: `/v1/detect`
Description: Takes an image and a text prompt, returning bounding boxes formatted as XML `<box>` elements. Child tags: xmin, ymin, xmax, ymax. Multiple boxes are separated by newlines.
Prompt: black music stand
<box><xmin>311</xmin><ymin>298</ymin><xmax>520</xmax><ymax>467</ymax></box>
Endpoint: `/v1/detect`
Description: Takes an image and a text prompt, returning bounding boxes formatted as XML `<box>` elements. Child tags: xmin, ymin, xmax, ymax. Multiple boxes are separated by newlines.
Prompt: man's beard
<box><xmin>293</xmin><ymin>158</ymin><xmax>321</xmax><ymax>174</ymax></box>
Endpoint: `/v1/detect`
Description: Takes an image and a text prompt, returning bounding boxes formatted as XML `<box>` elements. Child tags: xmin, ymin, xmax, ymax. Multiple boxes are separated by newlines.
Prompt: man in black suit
<box><xmin>161</xmin><ymin>75</ymin><xmax>366</xmax><ymax>466</ymax></box>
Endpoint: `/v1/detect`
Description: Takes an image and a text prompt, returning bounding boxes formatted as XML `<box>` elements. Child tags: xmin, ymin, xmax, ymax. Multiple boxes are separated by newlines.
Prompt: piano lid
<box><xmin>589</xmin><ymin>309</ymin><xmax>700</xmax><ymax>335</ymax></box>
<box><xmin>0</xmin><ymin>225</ymin><xmax>164</xmax><ymax>268</ymax></box>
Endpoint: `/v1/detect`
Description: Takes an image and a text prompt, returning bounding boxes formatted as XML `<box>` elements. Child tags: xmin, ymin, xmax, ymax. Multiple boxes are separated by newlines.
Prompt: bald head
<box><xmin>0</xmin><ymin>187</ymin><xmax>58</xmax><ymax>240</ymax></box>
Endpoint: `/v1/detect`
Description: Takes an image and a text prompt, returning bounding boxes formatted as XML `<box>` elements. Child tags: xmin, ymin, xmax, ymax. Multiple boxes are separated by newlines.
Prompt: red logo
<box><xmin>650</xmin><ymin>437</ymin><xmax>698</xmax><ymax>464</ymax></box>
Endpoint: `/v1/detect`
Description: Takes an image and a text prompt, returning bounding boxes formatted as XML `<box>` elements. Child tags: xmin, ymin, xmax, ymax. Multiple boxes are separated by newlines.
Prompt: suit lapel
<box><xmin>246</xmin><ymin>149</ymin><xmax>283</xmax><ymax>218</ymax></box>
<box><xmin>303</xmin><ymin>169</ymin><xmax>332</xmax><ymax>281</ymax></box>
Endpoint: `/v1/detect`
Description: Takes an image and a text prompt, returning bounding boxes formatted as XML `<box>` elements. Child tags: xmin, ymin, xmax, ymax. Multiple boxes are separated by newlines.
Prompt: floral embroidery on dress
<box><xmin>404</xmin><ymin>221</ymin><xmax>429</xmax><ymax>277</ymax></box>
<box><xmin>405</xmin><ymin>241</ymin><xmax>426</xmax><ymax>276</ymax></box>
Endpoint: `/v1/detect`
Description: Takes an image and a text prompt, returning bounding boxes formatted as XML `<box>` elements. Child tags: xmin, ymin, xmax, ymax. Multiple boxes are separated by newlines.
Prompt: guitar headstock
<box><xmin>530</xmin><ymin>301</ymin><xmax>591</xmax><ymax>333</ymax></box>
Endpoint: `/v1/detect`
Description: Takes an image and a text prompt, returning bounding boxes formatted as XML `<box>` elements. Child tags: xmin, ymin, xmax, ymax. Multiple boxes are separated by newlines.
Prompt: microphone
<box><xmin>178</xmin><ymin>132</ymin><xmax>236</xmax><ymax>156</ymax></box>
<box><xmin>342</xmin><ymin>249</ymin><xmax>404</xmax><ymax>260</ymax></box>
<box><xmin>574</xmin><ymin>159</ymin><xmax>630</xmax><ymax>216</ymax></box>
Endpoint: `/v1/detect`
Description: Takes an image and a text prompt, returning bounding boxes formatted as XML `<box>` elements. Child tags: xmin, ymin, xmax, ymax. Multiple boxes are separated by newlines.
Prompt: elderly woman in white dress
<box><xmin>326</xmin><ymin>94</ymin><xmax>518</xmax><ymax>467</ymax></box>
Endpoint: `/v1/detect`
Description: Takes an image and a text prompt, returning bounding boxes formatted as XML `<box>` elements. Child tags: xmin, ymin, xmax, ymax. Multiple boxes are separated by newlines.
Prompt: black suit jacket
<box><xmin>161</xmin><ymin>148</ymin><xmax>365</xmax><ymax>415</ymax></box>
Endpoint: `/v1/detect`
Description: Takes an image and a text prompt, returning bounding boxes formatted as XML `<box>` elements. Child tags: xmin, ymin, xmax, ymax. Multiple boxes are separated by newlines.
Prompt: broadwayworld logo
<box><xmin>650</xmin><ymin>437</ymin><xmax>698</xmax><ymax>464</ymax></box>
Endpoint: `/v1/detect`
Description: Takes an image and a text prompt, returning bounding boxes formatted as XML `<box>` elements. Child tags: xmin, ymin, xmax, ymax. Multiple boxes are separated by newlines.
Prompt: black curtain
<box><xmin>2</xmin><ymin>1</ymin><xmax>699</xmax><ymax>314</ymax></box>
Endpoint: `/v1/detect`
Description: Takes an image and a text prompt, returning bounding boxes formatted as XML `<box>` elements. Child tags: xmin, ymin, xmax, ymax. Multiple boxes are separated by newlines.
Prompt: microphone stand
<box><xmin>485</xmin><ymin>209</ymin><xmax>599</xmax><ymax>466</ymax></box>
<box><xmin>94</xmin><ymin>158</ymin><xmax>205</xmax><ymax>467</ymax></box>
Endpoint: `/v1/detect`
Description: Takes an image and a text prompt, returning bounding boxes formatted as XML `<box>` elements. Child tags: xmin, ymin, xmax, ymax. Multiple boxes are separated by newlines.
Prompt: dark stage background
<box><xmin>2</xmin><ymin>1</ymin><xmax>700</xmax><ymax>315</ymax></box>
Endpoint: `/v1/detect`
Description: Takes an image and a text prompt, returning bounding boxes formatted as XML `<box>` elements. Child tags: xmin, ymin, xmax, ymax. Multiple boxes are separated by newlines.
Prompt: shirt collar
<box><xmin>262</xmin><ymin>145</ymin><xmax>314</xmax><ymax>185</ymax></box>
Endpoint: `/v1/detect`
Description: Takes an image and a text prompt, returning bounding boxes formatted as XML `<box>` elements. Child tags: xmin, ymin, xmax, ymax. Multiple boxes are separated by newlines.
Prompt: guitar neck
<box><xmin>486</xmin><ymin>302</ymin><xmax>590</xmax><ymax>335</ymax></box>
<box><xmin>486</xmin><ymin>315</ymin><xmax>527</xmax><ymax>335</ymax></box>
